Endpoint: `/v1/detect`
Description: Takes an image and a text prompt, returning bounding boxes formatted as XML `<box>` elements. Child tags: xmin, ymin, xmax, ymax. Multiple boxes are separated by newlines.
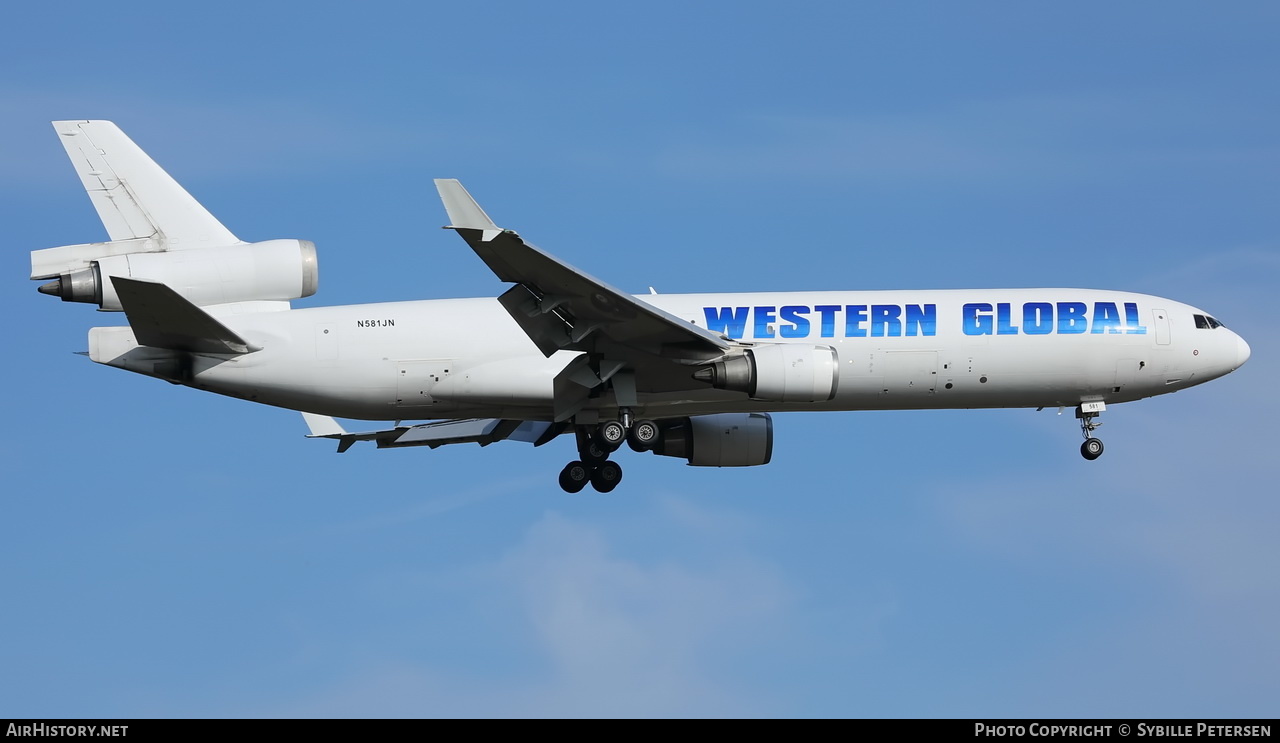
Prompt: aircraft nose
<box><xmin>1236</xmin><ymin>334</ymin><xmax>1251</xmax><ymax>368</ymax></box>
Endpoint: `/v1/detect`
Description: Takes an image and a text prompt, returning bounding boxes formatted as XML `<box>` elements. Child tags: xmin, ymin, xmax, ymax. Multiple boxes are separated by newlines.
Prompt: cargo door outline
<box><xmin>880</xmin><ymin>350</ymin><xmax>938</xmax><ymax>395</ymax></box>
<box><xmin>1152</xmin><ymin>309</ymin><xmax>1171</xmax><ymax>346</ymax></box>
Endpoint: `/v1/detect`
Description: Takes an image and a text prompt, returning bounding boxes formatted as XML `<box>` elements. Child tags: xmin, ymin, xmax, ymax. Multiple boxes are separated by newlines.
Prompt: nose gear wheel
<box><xmin>1075</xmin><ymin>404</ymin><xmax>1105</xmax><ymax>461</ymax></box>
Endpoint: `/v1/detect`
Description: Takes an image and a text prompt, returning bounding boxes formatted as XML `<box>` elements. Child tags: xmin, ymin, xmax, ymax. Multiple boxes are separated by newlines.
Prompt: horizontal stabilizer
<box><xmin>112</xmin><ymin>277</ymin><xmax>259</xmax><ymax>354</ymax></box>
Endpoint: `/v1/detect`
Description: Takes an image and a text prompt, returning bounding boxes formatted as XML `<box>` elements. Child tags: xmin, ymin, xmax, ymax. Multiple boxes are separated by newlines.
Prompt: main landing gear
<box><xmin>1076</xmin><ymin>402</ymin><xmax>1105</xmax><ymax>461</ymax></box>
<box><xmin>557</xmin><ymin>410</ymin><xmax>659</xmax><ymax>493</ymax></box>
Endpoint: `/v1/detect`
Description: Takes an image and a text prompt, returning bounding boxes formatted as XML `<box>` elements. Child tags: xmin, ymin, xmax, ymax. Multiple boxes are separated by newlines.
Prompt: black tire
<box><xmin>558</xmin><ymin>461</ymin><xmax>590</xmax><ymax>492</ymax></box>
<box><xmin>1080</xmin><ymin>438</ymin><xmax>1104</xmax><ymax>461</ymax></box>
<box><xmin>627</xmin><ymin>419</ymin><xmax>660</xmax><ymax>452</ymax></box>
<box><xmin>598</xmin><ymin>420</ymin><xmax>626</xmax><ymax>450</ymax></box>
<box><xmin>590</xmin><ymin>461</ymin><xmax>623</xmax><ymax>493</ymax></box>
<box><xmin>582</xmin><ymin>438</ymin><xmax>610</xmax><ymax>464</ymax></box>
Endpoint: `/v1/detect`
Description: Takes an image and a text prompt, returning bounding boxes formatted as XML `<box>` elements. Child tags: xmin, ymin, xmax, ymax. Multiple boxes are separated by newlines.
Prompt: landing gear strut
<box><xmin>1076</xmin><ymin>403</ymin><xmax>1105</xmax><ymax>461</ymax></box>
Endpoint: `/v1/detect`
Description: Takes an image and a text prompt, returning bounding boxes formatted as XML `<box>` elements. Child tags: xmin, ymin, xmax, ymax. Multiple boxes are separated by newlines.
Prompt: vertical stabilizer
<box><xmin>52</xmin><ymin>120</ymin><xmax>239</xmax><ymax>248</ymax></box>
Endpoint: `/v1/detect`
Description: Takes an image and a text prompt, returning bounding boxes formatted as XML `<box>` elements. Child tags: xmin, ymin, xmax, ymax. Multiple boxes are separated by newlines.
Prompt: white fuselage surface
<box><xmin>88</xmin><ymin>288</ymin><xmax>1248</xmax><ymax>422</ymax></box>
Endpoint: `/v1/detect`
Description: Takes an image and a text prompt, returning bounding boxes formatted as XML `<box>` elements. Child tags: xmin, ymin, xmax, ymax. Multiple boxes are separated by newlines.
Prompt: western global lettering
<box><xmin>961</xmin><ymin>302</ymin><xmax>1147</xmax><ymax>336</ymax></box>
<box><xmin>701</xmin><ymin>301</ymin><xmax>1145</xmax><ymax>339</ymax></box>
<box><xmin>704</xmin><ymin>304</ymin><xmax>938</xmax><ymax>339</ymax></box>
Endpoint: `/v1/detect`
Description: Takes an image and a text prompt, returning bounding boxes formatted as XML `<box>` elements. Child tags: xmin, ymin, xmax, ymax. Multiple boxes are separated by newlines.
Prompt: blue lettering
<box><xmin>870</xmin><ymin>305</ymin><xmax>902</xmax><ymax>337</ymax></box>
<box><xmin>704</xmin><ymin>307</ymin><xmax>748</xmax><ymax>339</ymax></box>
<box><xmin>1092</xmin><ymin>302</ymin><xmax>1123</xmax><ymax>334</ymax></box>
<box><xmin>845</xmin><ymin>305</ymin><xmax>868</xmax><ymax>337</ymax></box>
<box><xmin>1023</xmin><ymin>302</ymin><xmax>1054</xmax><ymax>335</ymax></box>
<box><xmin>996</xmin><ymin>303</ymin><xmax>1018</xmax><ymax>335</ymax></box>
<box><xmin>1123</xmin><ymin>302</ymin><xmax>1148</xmax><ymax>334</ymax></box>
<box><xmin>1057</xmin><ymin>302</ymin><xmax>1088</xmax><ymax>334</ymax></box>
<box><xmin>779</xmin><ymin>305</ymin><xmax>810</xmax><ymax>338</ymax></box>
<box><xmin>814</xmin><ymin>305</ymin><xmax>840</xmax><ymax>338</ymax></box>
<box><xmin>754</xmin><ymin>306</ymin><xmax>777</xmax><ymax>339</ymax></box>
<box><xmin>963</xmin><ymin>303</ymin><xmax>994</xmax><ymax>335</ymax></box>
<box><xmin>904</xmin><ymin>304</ymin><xmax>936</xmax><ymax>337</ymax></box>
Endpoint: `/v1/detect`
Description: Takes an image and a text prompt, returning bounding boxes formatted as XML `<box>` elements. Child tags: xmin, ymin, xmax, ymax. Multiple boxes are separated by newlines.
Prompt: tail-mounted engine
<box><xmin>33</xmin><ymin>239</ymin><xmax>318</xmax><ymax>310</ymax></box>
<box><xmin>694</xmin><ymin>344</ymin><xmax>839</xmax><ymax>402</ymax></box>
<box><xmin>31</xmin><ymin>120</ymin><xmax>319</xmax><ymax>311</ymax></box>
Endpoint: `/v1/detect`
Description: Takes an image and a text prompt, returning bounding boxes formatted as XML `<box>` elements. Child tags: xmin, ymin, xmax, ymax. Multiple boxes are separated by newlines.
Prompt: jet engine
<box><xmin>694</xmin><ymin>344</ymin><xmax>839</xmax><ymax>402</ymax></box>
<box><xmin>34</xmin><ymin>239</ymin><xmax>318</xmax><ymax>310</ymax></box>
<box><xmin>650</xmin><ymin>413</ymin><xmax>773</xmax><ymax>467</ymax></box>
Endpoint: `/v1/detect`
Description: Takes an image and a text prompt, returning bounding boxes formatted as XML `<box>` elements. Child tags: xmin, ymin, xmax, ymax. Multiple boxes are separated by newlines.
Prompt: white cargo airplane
<box><xmin>33</xmin><ymin>121</ymin><xmax>1251</xmax><ymax>492</ymax></box>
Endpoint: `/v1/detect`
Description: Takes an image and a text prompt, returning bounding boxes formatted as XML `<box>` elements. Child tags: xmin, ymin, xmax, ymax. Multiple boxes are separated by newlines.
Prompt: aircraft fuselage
<box><xmin>87</xmin><ymin>287</ymin><xmax>1249</xmax><ymax>422</ymax></box>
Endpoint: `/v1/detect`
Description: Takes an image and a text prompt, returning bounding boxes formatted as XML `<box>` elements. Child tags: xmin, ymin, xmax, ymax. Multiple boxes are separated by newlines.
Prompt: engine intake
<box><xmin>695</xmin><ymin>344</ymin><xmax>839</xmax><ymax>402</ymax></box>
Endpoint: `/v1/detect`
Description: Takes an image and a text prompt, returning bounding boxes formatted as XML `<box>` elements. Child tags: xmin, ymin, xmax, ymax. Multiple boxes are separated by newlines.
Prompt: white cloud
<box><xmin>272</xmin><ymin>505</ymin><xmax>793</xmax><ymax>717</ymax></box>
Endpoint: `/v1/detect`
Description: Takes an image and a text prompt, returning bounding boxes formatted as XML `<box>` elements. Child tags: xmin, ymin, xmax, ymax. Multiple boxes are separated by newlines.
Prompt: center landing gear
<box><xmin>1076</xmin><ymin>402</ymin><xmax>1105</xmax><ymax>461</ymax></box>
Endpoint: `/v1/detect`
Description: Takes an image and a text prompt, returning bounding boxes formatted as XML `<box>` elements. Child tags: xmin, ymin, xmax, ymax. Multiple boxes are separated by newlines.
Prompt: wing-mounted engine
<box><xmin>30</xmin><ymin>120</ymin><xmax>318</xmax><ymax>310</ymax></box>
<box><xmin>694</xmin><ymin>344</ymin><xmax>839</xmax><ymax>402</ymax></box>
<box><xmin>650</xmin><ymin>413</ymin><xmax>773</xmax><ymax>467</ymax></box>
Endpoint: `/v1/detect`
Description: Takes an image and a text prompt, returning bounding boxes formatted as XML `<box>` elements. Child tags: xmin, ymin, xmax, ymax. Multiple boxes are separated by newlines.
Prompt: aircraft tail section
<box><xmin>112</xmin><ymin>276</ymin><xmax>258</xmax><ymax>355</ymax></box>
<box><xmin>52</xmin><ymin>120</ymin><xmax>239</xmax><ymax>247</ymax></box>
<box><xmin>33</xmin><ymin>121</ymin><xmax>318</xmax><ymax>312</ymax></box>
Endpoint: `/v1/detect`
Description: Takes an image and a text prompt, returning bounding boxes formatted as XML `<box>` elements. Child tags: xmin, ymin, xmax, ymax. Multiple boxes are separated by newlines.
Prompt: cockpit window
<box><xmin>1194</xmin><ymin>314</ymin><xmax>1226</xmax><ymax>330</ymax></box>
<box><xmin>1207</xmin><ymin>316</ymin><xmax>1225</xmax><ymax>329</ymax></box>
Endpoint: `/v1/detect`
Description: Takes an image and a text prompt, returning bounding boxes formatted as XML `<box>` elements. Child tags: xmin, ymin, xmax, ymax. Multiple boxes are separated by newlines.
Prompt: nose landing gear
<box><xmin>1076</xmin><ymin>402</ymin><xmax>1105</xmax><ymax>461</ymax></box>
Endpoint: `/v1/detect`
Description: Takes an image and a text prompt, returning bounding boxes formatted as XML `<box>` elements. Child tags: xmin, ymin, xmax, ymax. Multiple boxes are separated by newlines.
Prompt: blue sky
<box><xmin>2</xmin><ymin>1</ymin><xmax>1277</xmax><ymax>718</ymax></box>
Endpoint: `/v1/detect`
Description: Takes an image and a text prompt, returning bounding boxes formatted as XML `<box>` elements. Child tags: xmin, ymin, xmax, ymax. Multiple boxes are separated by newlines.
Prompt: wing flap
<box><xmin>303</xmin><ymin>415</ymin><xmax>555</xmax><ymax>452</ymax></box>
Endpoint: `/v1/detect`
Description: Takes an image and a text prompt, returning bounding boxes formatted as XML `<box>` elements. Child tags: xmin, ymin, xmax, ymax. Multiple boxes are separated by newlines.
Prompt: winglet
<box><xmin>434</xmin><ymin>179</ymin><xmax>503</xmax><ymax>242</ymax></box>
<box><xmin>302</xmin><ymin>412</ymin><xmax>359</xmax><ymax>453</ymax></box>
<box><xmin>302</xmin><ymin>412</ymin><xmax>347</xmax><ymax>437</ymax></box>
<box><xmin>112</xmin><ymin>277</ymin><xmax>259</xmax><ymax>354</ymax></box>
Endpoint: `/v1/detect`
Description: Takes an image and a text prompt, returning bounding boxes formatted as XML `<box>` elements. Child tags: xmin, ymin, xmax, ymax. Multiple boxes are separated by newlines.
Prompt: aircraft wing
<box><xmin>302</xmin><ymin>413</ymin><xmax>560</xmax><ymax>453</ymax></box>
<box><xmin>435</xmin><ymin>179</ymin><xmax>732</xmax><ymax>364</ymax></box>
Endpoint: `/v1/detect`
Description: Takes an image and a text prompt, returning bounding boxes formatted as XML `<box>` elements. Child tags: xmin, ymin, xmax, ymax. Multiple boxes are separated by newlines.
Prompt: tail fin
<box><xmin>52</xmin><ymin>120</ymin><xmax>238</xmax><ymax>248</ymax></box>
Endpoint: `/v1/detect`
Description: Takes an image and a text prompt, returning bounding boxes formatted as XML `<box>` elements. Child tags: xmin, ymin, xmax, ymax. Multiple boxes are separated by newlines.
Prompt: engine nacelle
<box><xmin>36</xmin><ymin>239</ymin><xmax>318</xmax><ymax>310</ymax></box>
<box><xmin>695</xmin><ymin>344</ymin><xmax>839</xmax><ymax>402</ymax></box>
<box><xmin>651</xmin><ymin>413</ymin><xmax>773</xmax><ymax>467</ymax></box>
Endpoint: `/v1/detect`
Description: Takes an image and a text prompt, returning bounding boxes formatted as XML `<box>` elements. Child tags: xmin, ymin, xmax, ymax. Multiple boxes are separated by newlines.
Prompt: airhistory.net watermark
<box><xmin>5</xmin><ymin>724</ymin><xmax>128</xmax><ymax>737</ymax></box>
